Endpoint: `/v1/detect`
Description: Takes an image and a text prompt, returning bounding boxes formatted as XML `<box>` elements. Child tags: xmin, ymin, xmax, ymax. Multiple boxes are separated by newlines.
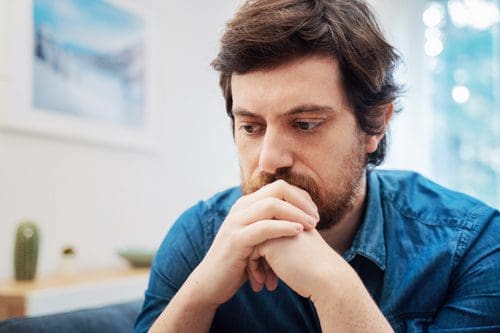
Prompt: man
<box><xmin>135</xmin><ymin>0</ymin><xmax>500</xmax><ymax>332</ymax></box>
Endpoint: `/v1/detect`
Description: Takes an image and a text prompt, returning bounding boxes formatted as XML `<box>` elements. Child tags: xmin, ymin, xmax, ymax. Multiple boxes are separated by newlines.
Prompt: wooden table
<box><xmin>0</xmin><ymin>268</ymin><xmax>150</xmax><ymax>320</ymax></box>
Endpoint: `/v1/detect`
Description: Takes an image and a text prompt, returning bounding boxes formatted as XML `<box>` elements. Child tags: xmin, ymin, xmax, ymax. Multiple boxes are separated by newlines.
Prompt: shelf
<box><xmin>0</xmin><ymin>267</ymin><xmax>149</xmax><ymax>320</ymax></box>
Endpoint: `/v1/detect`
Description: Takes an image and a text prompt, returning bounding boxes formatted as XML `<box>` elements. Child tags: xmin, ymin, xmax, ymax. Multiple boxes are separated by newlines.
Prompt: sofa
<box><xmin>0</xmin><ymin>300</ymin><xmax>142</xmax><ymax>333</ymax></box>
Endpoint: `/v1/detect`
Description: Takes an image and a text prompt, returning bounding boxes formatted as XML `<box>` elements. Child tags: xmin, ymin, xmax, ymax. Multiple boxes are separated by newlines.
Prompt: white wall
<box><xmin>0</xmin><ymin>0</ymin><xmax>241</xmax><ymax>279</ymax></box>
<box><xmin>369</xmin><ymin>0</ymin><xmax>433</xmax><ymax>176</ymax></box>
<box><xmin>0</xmin><ymin>0</ymin><xmax>431</xmax><ymax>280</ymax></box>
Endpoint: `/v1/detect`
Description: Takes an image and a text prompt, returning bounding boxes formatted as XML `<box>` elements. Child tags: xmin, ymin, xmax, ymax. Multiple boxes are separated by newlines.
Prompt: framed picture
<box><xmin>1</xmin><ymin>0</ymin><xmax>157</xmax><ymax>150</ymax></box>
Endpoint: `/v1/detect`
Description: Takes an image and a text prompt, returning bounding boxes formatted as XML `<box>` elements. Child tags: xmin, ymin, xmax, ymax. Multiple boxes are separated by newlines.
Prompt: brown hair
<box><xmin>212</xmin><ymin>0</ymin><xmax>402</xmax><ymax>166</ymax></box>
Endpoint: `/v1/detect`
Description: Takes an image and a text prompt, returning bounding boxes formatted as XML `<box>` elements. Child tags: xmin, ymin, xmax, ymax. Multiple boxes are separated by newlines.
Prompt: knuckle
<box><xmin>275</xmin><ymin>179</ymin><xmax>287</xmax><ymax>188</ymax></box>
<box><xmin>269</xmin><ymin>179</ymin><xmax>286</xmax><ymax>193</ymax></box>
<box><xmin>262</xmin><ymin>197</ymin><xmax>280</xmax><ymax>211</ymax></box>
<box><xmin>230</xmin><ymin>197</ymin><xmax>246</xmax><ymax>212</ymax></box>
<box><xmin>222</xmin><ymin>212</ymin><xmax>241</xmax><ymax>229</ymax></box>
<box><xmin>227</xmin><ymin>210</ymin><xmax>241</xmax><ymax>223</ymax></box>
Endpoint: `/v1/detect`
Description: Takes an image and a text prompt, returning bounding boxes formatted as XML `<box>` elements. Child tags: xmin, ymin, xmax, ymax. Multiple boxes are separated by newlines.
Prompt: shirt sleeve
<box><xmin>134</xmin><ymin>201</ymin><xmax>213</xmax><ymax>333</ymax></box>
<box><xmin>426</xmin><ymin>207</ymin><xmax>500</xmax><ymax>332</ymax></box>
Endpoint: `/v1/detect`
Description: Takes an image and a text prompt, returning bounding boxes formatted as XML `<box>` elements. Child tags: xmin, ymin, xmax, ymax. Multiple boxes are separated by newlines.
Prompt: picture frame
<box><xmin>1</xmin><ymin>0</ymin><xmax>157</xmax><ymax>151</ymax></box>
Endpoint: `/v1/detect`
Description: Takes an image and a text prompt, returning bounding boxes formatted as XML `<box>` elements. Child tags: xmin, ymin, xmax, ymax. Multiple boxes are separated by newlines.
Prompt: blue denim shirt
<box><xmin>135</xmin><ymin>170</ymin><xmax>500</xmax><ymax>332</ymax></box>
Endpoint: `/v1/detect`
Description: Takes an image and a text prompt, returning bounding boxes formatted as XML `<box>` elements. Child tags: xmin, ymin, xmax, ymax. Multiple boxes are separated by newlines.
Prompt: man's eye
<box><xmin>239</xmin><ymin>124</ymin><xmax>263</xmax><ymax>135</ymax></box>
<box><xmin>295</xmin><ymin>121</ymin><xmax>322</xmax><ymax>132</ymax></box>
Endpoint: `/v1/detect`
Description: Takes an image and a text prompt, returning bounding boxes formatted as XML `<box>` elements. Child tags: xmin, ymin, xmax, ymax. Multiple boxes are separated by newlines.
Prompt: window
<box><xmin>423</xmin><ymin>0</ymin><xmax>499</xmax><ymax>208</ymax></box>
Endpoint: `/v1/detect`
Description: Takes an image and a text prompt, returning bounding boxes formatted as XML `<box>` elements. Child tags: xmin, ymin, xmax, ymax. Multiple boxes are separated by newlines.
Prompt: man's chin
<box><xmin>315</xmin><ymin>202</ymin><xmax>354</xmax><ymax>230</ymax></box>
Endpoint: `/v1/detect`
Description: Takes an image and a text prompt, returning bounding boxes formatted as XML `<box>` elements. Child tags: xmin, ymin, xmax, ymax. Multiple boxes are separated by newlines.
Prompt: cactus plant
<box><xmin>14</xmin><ymin>221</ymin><xmax>40</xmax><ymax>281</ymax></box>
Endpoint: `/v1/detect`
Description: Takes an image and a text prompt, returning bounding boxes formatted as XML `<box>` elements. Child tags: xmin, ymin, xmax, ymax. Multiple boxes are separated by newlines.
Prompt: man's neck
<box><xmin>319</xmin><ymin>173</ymin><xmax>368</xmax><ymax>254</ymax></box>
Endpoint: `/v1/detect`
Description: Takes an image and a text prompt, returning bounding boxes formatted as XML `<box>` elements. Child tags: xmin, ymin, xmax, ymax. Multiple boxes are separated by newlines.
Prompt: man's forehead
<box><xmin>230</xmin><ymin>54</ymin><xmax>347</xmax><ymax>116</ymax></box>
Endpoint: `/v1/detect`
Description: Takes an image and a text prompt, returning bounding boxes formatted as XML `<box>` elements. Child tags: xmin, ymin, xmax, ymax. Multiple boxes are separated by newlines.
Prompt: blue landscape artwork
<box><xmin>33</xmin><ymin>0</ymin><xmax>146</xmax><ymax>128</ymax></box>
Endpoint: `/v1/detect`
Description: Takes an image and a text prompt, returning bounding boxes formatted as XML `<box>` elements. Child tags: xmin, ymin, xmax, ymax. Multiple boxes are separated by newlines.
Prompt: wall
<box><xmin>0</xmin><ymin>0</ymin><xmax>430</xmax><ymax>280</ymax></box>
<box><xmin>368</xmin><ymin>0</ymin><xmax>432</xmax><ymax>175</ymax></box>
<box><xmin>0</xmin><ymin>0</ymin><xmax>241</xmax><ymax>279</ymax></box>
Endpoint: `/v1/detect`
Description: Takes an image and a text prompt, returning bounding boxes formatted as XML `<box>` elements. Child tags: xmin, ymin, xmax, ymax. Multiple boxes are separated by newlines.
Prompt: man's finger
<box><xmin>235</xmin><ymin>197</ymin><xmax>318</xmax><ymax>230</ymax></box>
<box><xmin>235</xmin><ymin>179</ymin><xmax>319</xmax><ymax>219</ymax></box>
<box><xmin>248</xmin><ymin>251</ymin><xmax>266</xmax><ymax>284</ymax></box>
<box><xmin>247</xmin><ymin>265</ymin><xmax>264</xmax><ymax>292</ymax></box>
<box><xmin>239</xmin><ymin>219</ymin><xmax>303</xmax><ymax>247</ymax></box>
<box><xmin>263</xmin><ymin>259</ymin><xmax>279</xmax><ymax>291</ymax></box>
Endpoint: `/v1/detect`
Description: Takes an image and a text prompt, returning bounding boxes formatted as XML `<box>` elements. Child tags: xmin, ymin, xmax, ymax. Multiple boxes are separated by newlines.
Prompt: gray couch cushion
<box><xmin>0</xmin><ymin>300</ymin><xmax>142</xmax><ymax>333</ymax></box>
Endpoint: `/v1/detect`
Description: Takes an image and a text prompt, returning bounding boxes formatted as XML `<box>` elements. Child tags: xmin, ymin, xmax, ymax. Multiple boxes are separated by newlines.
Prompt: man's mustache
<box><xmin>242</xmin><ymin>168</ymin><xmax>321</xmax><ymax>206</ymax></box>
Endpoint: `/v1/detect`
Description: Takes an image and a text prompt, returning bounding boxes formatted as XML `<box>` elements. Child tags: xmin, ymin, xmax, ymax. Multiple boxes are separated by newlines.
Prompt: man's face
<box><xmin>231</xmin><ymin>55</ymin><xmax>374</xmax><ymax>229</ymax></box>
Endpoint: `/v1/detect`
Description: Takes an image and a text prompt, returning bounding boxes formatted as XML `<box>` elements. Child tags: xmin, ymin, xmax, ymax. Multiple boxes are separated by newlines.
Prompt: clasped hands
<box><xmin>194</xmin><ymin>179</ymin><xmax>340</xmax><ymax>306</ymax></box>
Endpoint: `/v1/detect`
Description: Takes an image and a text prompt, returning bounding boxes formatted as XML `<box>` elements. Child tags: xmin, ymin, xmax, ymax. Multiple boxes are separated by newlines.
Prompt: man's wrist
<box><xmin>309</xmin><ymin>262</ymin><xmax>393</xmax><ymax>333</ymax></box>
<box><xmin>309</xmin><ymin>258</ymin><xmax>356</xmax><ymax>306</ymax></box>
<box><xmin>150</xmin><ymin>264</ymin><xmax>220</xmax><ymax>333</ymax></box>
<box><xmin>182</xmin><ymin>264</ymin><xmax>222</xmax><ymax>310</ymax></box>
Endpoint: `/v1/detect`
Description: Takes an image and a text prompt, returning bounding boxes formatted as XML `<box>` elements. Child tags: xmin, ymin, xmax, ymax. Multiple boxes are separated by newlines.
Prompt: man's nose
<box><xmin>258</xmin><ymin>128</ymin><xmax>293</xmax><ymax>174</ymax></box>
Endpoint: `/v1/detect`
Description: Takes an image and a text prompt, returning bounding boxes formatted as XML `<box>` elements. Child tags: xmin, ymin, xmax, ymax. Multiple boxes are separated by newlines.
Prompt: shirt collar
<box><xmin>342</xmin><ymin>170</ymin><xmax>386</xmax><ymax>271</ymax></box>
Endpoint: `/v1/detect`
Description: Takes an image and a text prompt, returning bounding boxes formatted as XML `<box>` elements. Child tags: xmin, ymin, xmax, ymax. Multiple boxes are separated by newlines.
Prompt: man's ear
<box><xmin>365</xmin><ymin>103</ymin><xmax>394</xmax><ymax>154</ymax></box>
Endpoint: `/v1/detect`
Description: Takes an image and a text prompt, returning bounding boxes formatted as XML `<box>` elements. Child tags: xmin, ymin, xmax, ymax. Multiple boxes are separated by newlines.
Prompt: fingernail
<box><xmin>308</xmin><ymin>205</ymin><xmax>319</xmax><ymax>220</ymax></box>
<box><xmin>307</xmin><ymin>215</ymin><xmax>317</xmax><ymax>226</ymax></box>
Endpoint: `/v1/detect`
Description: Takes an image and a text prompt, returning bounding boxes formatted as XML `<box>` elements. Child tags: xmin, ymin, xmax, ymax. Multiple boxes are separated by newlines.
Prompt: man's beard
<box><xmin>241</xmin><ymin>137</ymin><xmax>366</xmax><ymax>230</ymax></box>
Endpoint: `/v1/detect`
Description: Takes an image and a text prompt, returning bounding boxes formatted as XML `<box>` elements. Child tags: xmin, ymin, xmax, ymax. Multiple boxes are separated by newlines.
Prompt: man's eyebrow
<box><xmin>286</xmin><ymin>104</ymin><xmax>336</xmax><ymax>115</ymax></box>
<box><xmin>233</xmin><ymin>104</ymin><xmax>336</xmax><ymax>117</ymax></box>
<box><xmin>233</xmin><ymin>108</ymin><xmax>258</xmax><ymax>117</ymax></box>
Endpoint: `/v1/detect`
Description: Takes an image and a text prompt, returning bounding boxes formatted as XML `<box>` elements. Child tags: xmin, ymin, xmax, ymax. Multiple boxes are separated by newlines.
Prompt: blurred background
<box><xmin>0</xmin><ymin>0</ymin><xmax>498</xmax><ymax>318</ymax></box>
